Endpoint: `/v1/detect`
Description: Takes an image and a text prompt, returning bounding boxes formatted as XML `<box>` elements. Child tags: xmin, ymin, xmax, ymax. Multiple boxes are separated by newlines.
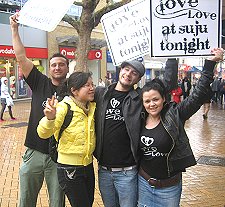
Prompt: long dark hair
<box><xmin>57</xmin><ymin>72</ymin><xmax>92</xmax><ymax>100</ymax></box>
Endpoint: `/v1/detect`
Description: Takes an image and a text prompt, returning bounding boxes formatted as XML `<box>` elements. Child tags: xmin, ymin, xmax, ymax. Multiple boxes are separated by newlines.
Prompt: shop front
<box><xmin>0</xmin><ymin>45</ymin><xmax>48</xmax><ymax>99</ymax></box>
<box><xmin>106</xmin><ymin>50</ymin><xmax>117</xmax><ymax>83</ymax></box>
<box><xmin>59</xmin><ymin>46</ymin><xmax>102</xmax><ymax>86</ymax></box>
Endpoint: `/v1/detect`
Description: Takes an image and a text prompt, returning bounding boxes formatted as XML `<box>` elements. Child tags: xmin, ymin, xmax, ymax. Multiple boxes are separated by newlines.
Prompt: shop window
<box><xmin>0</xmin><ymin>58</ymin><xmax>16</xmax><ymax>98</ymax></box>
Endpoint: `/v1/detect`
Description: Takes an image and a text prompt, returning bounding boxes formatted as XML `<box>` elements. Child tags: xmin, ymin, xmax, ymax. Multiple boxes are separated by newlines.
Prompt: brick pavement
<box><xmin>0</xmin><ymin>100</ymin><xmax>225</xmax><ymax>207</ymax></box>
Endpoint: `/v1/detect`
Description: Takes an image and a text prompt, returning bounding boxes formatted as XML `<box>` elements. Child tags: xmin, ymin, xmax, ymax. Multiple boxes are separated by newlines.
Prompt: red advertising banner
<box><xmin>0</xmin><ymin>46</ymin><xmax>48</xmax><ymax>58</ymax></box>
<box><xmin>59</xmin><ymin>47</ymin><xmax>102</xmax><ymax>60</ymax></box>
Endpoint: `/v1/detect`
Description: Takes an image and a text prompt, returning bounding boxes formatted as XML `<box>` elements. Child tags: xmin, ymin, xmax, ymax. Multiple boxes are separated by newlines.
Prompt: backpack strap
<box><xmin>58</xmin><ymin>102</ymin><xmax>74</xmax><ymax>142</ymax></box>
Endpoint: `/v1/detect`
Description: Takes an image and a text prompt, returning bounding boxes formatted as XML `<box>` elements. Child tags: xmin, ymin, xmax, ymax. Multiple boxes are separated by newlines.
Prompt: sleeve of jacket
<box><xmin>37</xmin><ymin>102</ymin><xmax>67</xmax><ymax>139</ymax></box>
<box><xmin>94</xmin><ymin>86</ymin><xmax>105</xmax><ymax>102</ymax></box>
<box><xmin>177</xmin><ymin>59</ymin><xmax>216</xmax><ymax>121</ymax></box>
<box><xmin>37</xmin><ymin>117</ymin><xmax>55</xmax><ymax>139</ymax></box>
<box><xmin>162</xmin><ymin>58</ymin><xmax>178</xmax><ymax>92</ymax></box>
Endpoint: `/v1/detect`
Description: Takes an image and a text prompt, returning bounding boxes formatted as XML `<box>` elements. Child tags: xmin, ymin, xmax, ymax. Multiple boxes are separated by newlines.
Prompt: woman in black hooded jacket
<box><xmin>138</xmin><ymin>48</ymin><xmax>224</xmax><ymax>207</ymax></box>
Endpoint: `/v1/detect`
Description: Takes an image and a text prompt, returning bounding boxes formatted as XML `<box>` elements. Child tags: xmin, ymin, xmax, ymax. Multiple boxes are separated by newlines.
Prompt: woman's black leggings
<box><xmin>0</xmin><ymin>102</ymin><xmax>14</xmax><ymax>120</ymax></box>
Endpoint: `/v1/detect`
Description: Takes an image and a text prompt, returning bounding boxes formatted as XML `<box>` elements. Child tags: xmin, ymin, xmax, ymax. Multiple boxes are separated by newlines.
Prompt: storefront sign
<box><xmin>106</xmin><ymin>50</ymin><xmax>112</xmax><ymax>63</ymax></box>
<box><xmin>150</xmin><ymin>0</ymin><xmax>221</xmax><ymax>57</ymax></box>
<box><xmin>59</xmin><ymin>47</ymin><xmax>102</xmax><ymax>60</ymax></box>
<box><xmin>18</xmin><ymin>0</ymin><xmax>75</xmax><ymax>32</ymax></box>
<box><xmin>101</xmin><ymin>0</ymin><xmax>150</xmax><ymax>66</ymax></box>
<box><xmin>0</xmin><ymin>46</ymin><xmax>48</xmax><ymax>58</ymax></box>
<box><xmin>88</xmin><ymin>50</ymin><xmax>102</xmax><ymax>60</ymax></box>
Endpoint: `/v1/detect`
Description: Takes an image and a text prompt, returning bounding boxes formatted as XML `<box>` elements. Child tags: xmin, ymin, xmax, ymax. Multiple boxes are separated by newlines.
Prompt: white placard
<box><xmin>150</xmin><ymin>0</ymin><xmax>222</xmax><ymax>58</ymax></box>
<box><xmin>18</xmin><ymin>0</ymin><xmax>75</xmax><ymax>32</ymax></box>
<box><xmin>101</xmin><ymin>0</ymin><xmax>150</xmax><ymax>66</ymax></box>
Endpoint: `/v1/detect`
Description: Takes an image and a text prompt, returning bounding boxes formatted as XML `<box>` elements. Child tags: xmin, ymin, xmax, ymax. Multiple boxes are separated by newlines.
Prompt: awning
<box><xmin>56</xmin><ymin>36</ymin><xmax>107</xmax><ymax>49</ymax></box>
<box><xmin>188</xmin><ymin>66</ymin><xmax>202</xmax><ymax>72</ymax></box>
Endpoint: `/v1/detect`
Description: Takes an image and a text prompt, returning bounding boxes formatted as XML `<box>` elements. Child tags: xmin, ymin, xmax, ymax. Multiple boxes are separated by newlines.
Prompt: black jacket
<box><xmin>94</xmin><ymin>59</ymin><xmax>178</xmax><ymax>164</ymax></box>
<box><xmin>159</xmin><ymin>59</ymin><xmax>216</xmax><ymax>176</ymax></box>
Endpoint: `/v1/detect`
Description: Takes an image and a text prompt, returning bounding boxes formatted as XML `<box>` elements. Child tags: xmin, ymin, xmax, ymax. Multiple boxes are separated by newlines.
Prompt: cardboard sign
<box><xmin>18</xmin><ymin>0</ymin><xmax>75</xmax><ymax>32</ymax></box>
<box><xmin>150</xmin><ymin>0</ymin><xmax>222</xmax><ymax>58</ymax></box>
<box><xmin>101</xmin><ymin>0</ymin><xmax>150</xmax><ymax>66</ymax></box>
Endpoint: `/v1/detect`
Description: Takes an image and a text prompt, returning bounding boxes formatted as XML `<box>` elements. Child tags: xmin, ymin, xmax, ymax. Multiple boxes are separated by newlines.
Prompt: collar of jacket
<box><xmin>105</xmin><ymin>82</ymin><xmax>141</xmax><ymax>100</ymax></box>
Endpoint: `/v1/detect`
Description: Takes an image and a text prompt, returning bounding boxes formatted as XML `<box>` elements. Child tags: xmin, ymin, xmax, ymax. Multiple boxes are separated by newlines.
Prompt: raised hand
<box><xmin>44</xmin><ymin>95</ymin><xmax>58</xmax><ymax>120</ymax></box>
<box><xmin>210</xmin><ymin>48</ymin><xmax>224</xmax><ymax>62</ymax></box>
<box><xmin>9</xmin><ymin>12</ymin><xmax>20</xmax><ymax>29</ymax></box>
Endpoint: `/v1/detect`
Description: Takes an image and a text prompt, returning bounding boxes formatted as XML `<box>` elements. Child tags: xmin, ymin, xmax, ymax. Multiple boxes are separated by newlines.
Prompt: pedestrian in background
<box><xmin>98</xmin><ymin>78</ymin><xmax>105</xmax><ymax>87</ymax></box>
<box><xmin>181</xmin><ymin>77</ymin><xmax>191</xmax><ymax>99</ymax></box>
<box><xmin>37</xmin><ymin>72</ymin><xmax>96</xmax><ymax>207</ymax></box>
<box><xmin>94</xmin><ymin>58</ymin><xmax>178</xmax><ymax>207</ymax></box>
<box><xmin>104</xmin><ymin>76</ymin><xmax>111</xmax><ymax>86</ymax></box>
<box><xmin>0</xmin><ymin>77</ymin><xmax>16</xmax><ymax>121</ymax></box>
<box><xmin>202</xmin><ymin>100</ymin><xmax>211</xmax><ymax>120</ymax></box>
<box><xmin>211</xmin><ymin>77</ymin><xmax>220</xmax><ymax>103</ymax></box>
<box><xmin>170</xmin><ymin>85</ymin><xmax>183</xmax><ymax>104</ymax></box>
<box><xmin>138</xmin><ymin>48</ymin><xmax>224</xmax><ymax>207</ymax></box>
<box><xmin>219</xmin><ymin>79</ymin><xmax>225</xmax><ymax>104</ymax></box>
<box><xmin>10</xmin><ymin>12</ymin><xmax>66</xmax><ymax>207</ymax></box>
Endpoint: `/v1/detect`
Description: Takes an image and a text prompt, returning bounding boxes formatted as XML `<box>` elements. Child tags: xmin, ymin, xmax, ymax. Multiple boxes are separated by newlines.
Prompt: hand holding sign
<box><xmin>18</xmin><ymin>0</ymin><xmax>75</xmax><ymax>32</ymax></box>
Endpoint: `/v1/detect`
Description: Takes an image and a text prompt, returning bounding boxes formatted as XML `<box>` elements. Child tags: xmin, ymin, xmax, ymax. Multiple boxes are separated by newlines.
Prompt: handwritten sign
<box><xmin>150</xmin><ymin>0</ymin><xmax>221</xmax><ymax>58</ymax></box>
<box><xmin>101</xmin><ymin>0</ymin><xmax>150</xmax><ymax>66</ymax></box>
<box><xmin>18</xmin><ymin>0</ymin><xmax>75</xmax><ymax>32</ymax></box>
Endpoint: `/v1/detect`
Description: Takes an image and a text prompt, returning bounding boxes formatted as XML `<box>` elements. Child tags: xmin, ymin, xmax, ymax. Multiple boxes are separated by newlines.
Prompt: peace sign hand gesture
<box><xmin>44</xmin><ymin>95</ymin><xmax>58</xmax><ymax>120</ymax></box>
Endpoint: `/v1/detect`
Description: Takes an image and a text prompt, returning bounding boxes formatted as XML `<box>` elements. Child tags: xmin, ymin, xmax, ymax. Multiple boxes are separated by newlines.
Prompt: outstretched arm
<box><xmin>178</xmin><ymin>48</ymin><xmax>224</xmax><ymax>121</ymax></box>
<box><xmin>162</xmin><ymin>58</ymin><xmax>178</xmax><ymax>92</ymax></box>
<box><xmin>9</xmin><ymin>12</ymin><xmax>33</xmax><ymax>78</ymax></box>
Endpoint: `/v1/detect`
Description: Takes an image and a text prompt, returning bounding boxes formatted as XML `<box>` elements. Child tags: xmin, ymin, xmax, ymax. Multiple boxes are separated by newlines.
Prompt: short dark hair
<box><xmin>68</xmin><ymin>72</ymin><xmax>92</xmax><ymax>93</ymax></box>
<box><xmin>142</xmin><ymin>78</ymin><xmax>166</xmax><ymax>99</ymax></box>
<box><xmin>49</xmin><ymin>53</ymin><xmax>69</xmax><ymax>67</ymax></box>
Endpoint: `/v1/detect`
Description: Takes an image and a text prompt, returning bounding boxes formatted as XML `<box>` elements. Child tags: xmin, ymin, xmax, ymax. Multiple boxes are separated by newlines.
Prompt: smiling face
<box><xmin>142</xmin><ymin>89</ymin><xmax>165</xmax><ymax>118</ymax></box>
<box><xmin>72</xmin><ymin>77</ymin><xmax>95</xmax><ymax>105</ymax></box>
<box><xmin>117</xmin><ymin>65</ymin><xmax>140</xmax><ymax>91</ymax></box>
<box><xmin>49</xmin><ymin>57</ymin><xmax>69</xmax><ymax>85</ymax></box>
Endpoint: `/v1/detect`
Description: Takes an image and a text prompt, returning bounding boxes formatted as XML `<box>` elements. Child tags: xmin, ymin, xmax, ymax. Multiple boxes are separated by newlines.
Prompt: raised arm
<box><xmin>178</xmin><ymin>48</ymin><xmax>224</xmax><ymax>121</ymax></box>
<box><xmin>162</xmin><ymin>58</ymin><xmax>178</xmax><ymax>92</ymax></box>
<box><xmin>9</xmin><ymin>12</ymin><xmax>33</xmax><ymax>78</ymax></box>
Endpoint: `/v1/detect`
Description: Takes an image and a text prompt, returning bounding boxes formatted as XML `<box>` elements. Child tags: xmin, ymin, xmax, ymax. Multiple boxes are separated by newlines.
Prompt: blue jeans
<box><xmin>19</xmin><ymin>148</ymin><xmax>65</xmax><ymax>207</ymax></box>
<box><xmin>57</xmin><ymin>163</ymin><xmax>95</xmax><ymax>207</ymax></box>
<box><xmin>138</xmin><ymin>174</ymin><xmax>182</xmax><ymax>207</ymax></box>
<box><xmin>98</xmin><ymin>166</ymin><xmax>138</xmax><ymax>207</ymax></box>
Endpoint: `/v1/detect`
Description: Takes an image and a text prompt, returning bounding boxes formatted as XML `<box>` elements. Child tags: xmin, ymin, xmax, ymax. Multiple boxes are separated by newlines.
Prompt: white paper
<box><xmin>18</xmin><ymin>0</ymin><xmax>75</xmax><ymax>32</ymax></box>
<box><xmin>150</xmin><ymin>0</ymin><xmax>221</xmax><ymax>58</ymax></box>
<box><xmin>101</xmin><ymin>0</ymin><xmax>150</xmax><ymax>66</ymax></box>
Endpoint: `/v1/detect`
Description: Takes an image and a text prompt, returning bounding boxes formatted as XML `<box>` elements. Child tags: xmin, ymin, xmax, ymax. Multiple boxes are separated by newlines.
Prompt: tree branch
<box><xmin>73</xmin><ymin>1</ymin><xmax>83</xmax><ymax>6</ymax></box>
<box><xmin>62</xmin><ymin>15</ymin><xmax>80</xmax><ymax>33</ymax></box>
<box><xmin>92</xmin><ymin>0</ymin><xmax>131</xmax><ymax>28</ymax></box>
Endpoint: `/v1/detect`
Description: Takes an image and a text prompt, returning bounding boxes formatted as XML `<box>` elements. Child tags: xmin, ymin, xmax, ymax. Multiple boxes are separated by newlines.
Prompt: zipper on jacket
<box><xmin>160</xmin><ymin>116</ymin><xmax>175</xmax><ymax>177</ymax></box>
<box><xmin>122</xmin><ymin>95</ymin><xmax>138</xmax><ymax>164</ymax></box>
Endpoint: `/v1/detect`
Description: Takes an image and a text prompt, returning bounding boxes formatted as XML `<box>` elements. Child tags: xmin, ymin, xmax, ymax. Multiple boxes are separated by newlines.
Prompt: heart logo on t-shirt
<box><xmin>141</xmin><ymin>136</ymin><xmax>154</xmax><ymax>146</ymax></box>
<box><xmin>110</xmin><ymin>98</ymin><xmax>120</xmax><ymax>108</ymax></box>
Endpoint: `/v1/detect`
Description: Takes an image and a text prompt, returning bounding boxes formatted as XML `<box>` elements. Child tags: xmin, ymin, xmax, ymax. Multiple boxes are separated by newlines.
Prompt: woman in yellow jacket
<box><xmin>37</xmin><ymin>72</ymin><xmax>96</xmax><ymax>207</ymax></box>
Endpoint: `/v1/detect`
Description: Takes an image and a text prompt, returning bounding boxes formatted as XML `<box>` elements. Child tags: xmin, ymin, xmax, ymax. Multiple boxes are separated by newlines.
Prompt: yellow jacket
<box><xmin>37</xmin><ymin>96</ymin><xmax>96</xmax><ymax>166</ymax></box>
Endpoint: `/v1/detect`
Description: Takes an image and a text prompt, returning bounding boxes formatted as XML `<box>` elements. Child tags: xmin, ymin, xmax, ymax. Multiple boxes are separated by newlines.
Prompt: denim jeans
<box><xmin>137</xmin><ymin>174</ymin><xmax>182</xmax><ymax>207</ymax></box>
<box><xmin>57</xmin><ymin>163</ymin><xmax>95</xmax><ymax>207</ymax></box>
<box><xmin>19</xmin><ymin>148</ymin><xmax>65</xmax><ymax>207</ymax></box>
<box><xmin>98</xmin><ymin>166</ymin><xmax>138</xmax><ymax>207</ymax></box>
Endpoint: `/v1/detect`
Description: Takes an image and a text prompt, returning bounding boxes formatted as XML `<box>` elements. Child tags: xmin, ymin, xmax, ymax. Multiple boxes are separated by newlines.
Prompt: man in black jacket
<box><xmin>94</xmin><ymin>59</ymin><xmax>178</xmax><ymax>207</ymax></box>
